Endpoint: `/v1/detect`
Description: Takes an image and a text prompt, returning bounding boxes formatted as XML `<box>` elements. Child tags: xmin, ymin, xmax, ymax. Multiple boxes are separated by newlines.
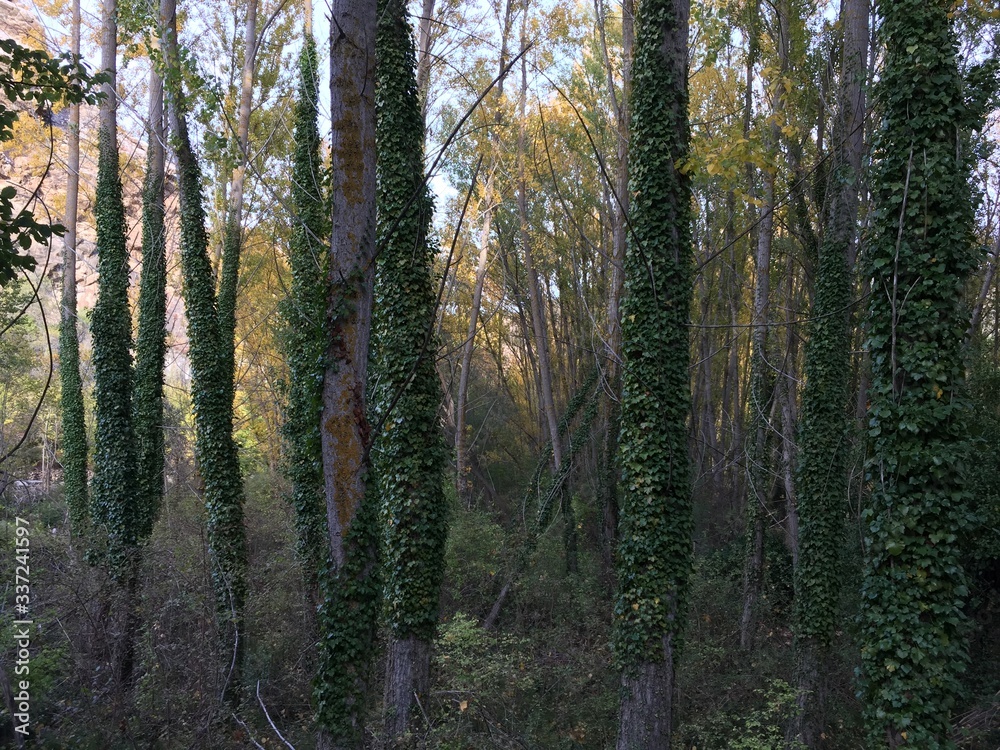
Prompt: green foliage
<box><xmin>679</xmin><ymin>679</ymin><xmax>806</xmax><ymax>750</ymax></box>
<box><xmin>0</xmin><ymin>38</ymin><xmax>103</xmax><ymax>285</ymax></box>
<box><xmin>859</xmin><ymin>1</ymin><xmax>985</xmax><ymax>745</ymax></box>
<box><xmin>133</xmin><ymin>123</ymin><xmax>167</xmax><ymax>543</ymax></box>
<box><xmin>372</xmin><ymin>0</ymin><xmax>448</xmax><ymax>644</ymax></box>
<box><xmin>167</xmin><ymin>66</ymin><xmax>248</xmax><ymax>678</ymax></box>
<box><xmin>792</xmin><ymin>16</ymin><xmax>858</xmax><ymax>652</ymax></box>
<box><xmin>281</xmin><ymin>32</ymin><xmax>330</xmax><ymax>597</ymax></box>
<box><xmin>613</xmin><ymin>0</ymin><xmax>694</xmax><ymax>669</ymax></box>
<box><xmin>314</xmin><ymin>494</ymin><xmax>381</xmax><ymax>746</ymax></box>
<box><xmin>0</xmin><ymin>278</ymin><xmax>43</xmax><ymax>472</ymax></box>
<box><xmin>89</xmin><ymin>124</ymin><xmax>139</xmax><ymax>565</ymax></box>
<box><xmin>59</xmin><ymin>284</ymin><xmax>88</xmax><ymax>535</ymax></box>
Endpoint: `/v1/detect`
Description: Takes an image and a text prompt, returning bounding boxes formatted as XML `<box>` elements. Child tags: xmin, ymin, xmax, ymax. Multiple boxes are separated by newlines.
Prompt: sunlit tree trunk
<box><xmin>59</xmin><ymin>0</ymin><xmax>87</xmax><ymax>538</ymax></box>
<box><xmin>314</xmin><ymin>0</ymin><xmax>380</xmax><ymax>745</ymax></box>
<box><xmin>218</xmin><ymin>0</ymin><xmax>257</xmax><ymax>409</ymax></box>
<box><xmin>455</xmin><ymin>0</ymin><xmax>514</xmax><ymax>507</ymax></box>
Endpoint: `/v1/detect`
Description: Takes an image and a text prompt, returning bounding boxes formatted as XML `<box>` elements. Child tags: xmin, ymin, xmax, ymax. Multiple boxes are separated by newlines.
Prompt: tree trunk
<box><xmin>859</xmin><ymin>1</ymin><xmax>975</xmax><ymax>744</ymax></box>
<box><xmin>415</xmin><ymin>0</ymin><xmax>435</xmax><ymax>115</ymax></box>
<box><xmin>218</xmin><ymin>0</ymin><xmax>257</xmax><ymax>409</ymax></box>
<box><xmin>161</xmin><ymin>0</ymin><xmax>249</xmax><ymax>706</ymax></box>
<box><xmin>315</xmin><ymin>0</ymin><xmax>380</xmax><ymax>745</ymax></box>
<box><xmin>374</xmin><ymin>0</ymin><xmax>449</xmax><ymax>739</ymax></box>
<box><xmin>614</xmin><ymin>0</ymin><xmax>692</xmax><ymax>745</ymax></box>
<box><xmin>618</xmin><ymin>637</ymin><xmax>675</xmax><ymax>750</ymax></box>
<box><xmin>59</xmin><ymin>0</ymin><xmax>88</xmax><ymax>538</ymax></box>
<box><xmin>594</xmin><ymin>0</ymin><xmax>632</xmax><ymax>573</ymax></box>
<box><xmin>133</xmin><ymin>34</ymin><xmax>168</xmax><ymax>543</ymax></box>
<box><xmin>455</xmin><ymin>0</ymin><xmax>514</xmax><ymax>507</ymax></box>
<box><xmin>789</xmin><ymin>0</ymin><xmax>867</xmax><ymax>743</ymax></box>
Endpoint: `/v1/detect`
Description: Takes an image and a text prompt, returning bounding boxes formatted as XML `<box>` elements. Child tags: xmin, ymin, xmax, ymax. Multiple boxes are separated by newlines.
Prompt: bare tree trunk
<box><xmin>740</xmin><ymin>100</ymin><xmax>776</xmax><ymax>655</ymax></box>
<box><xmin>516</xmin><ymin>10</ymin><xmax>560</xmax><ymax>472</ymax></box>
<box><xmin>455</xmin><ymin>0</ymin><xmax>514</xmax><ymax>506</ymax></box>
<box><xmin>416</xmin><ymin>0</ymin><xmax>435</xmax><ymax>115</ymax></box>
<box><xmin>316</xmin><ymin>0</ymin><xmax>379</xmax><ymax>745</ymax></box>
<box><xmin>969</xmin><ymin>230</ymin><xmax>999</xmax><ymax>339</ymax></box>
<box><xmin>594</xmin><ymin>0</ymin><xmax>632</xmax><ymax>571</ymax></box>
<box><xmin>778</xmin><ymin>264</ymin><xmax>800</xmax><ymax>568</ymax></box>
<box><xmin>218</xmin><ymin>0</ymin><xmax>257</xmax><ymax>405</ymax></box>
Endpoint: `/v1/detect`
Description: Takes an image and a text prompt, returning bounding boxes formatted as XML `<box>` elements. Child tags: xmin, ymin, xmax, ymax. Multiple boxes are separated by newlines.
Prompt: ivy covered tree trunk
<box><xmin>90</xmin><ymin>0</ymin><xmax>142</xmax><ymax>693</ymax></box>
<box><xmin>315</xmin><ymin>0</ymin><xmax>380</xmax><ymax>745</ymax></box>
<box><xmin>218</xmin><ymin>0</ymin><xmax>256</xmax><ymax>407</ymax></box>
<box><xmin>612</xmin><ymin>0</ymin><xmax>692</xmax><ymax>746</ymax></box>
<box><xmin>790</xmin><ymin>0</ymin><xmax>867</xmax><ymax>744</ymax></box>
<box><xmin>372</xmin><ymin>0</ymin><xmax>448</xmax><ymax>741</ymax></box>
<box><xmin>161</xmin><ymin>0</ymin><xmax>248</xmax><ymax>704</ymax></box>
<box><xmin>283</xmin><ymin>1</ymin><xmax>330</xmax><ymax>612</ymax></box>
<box><xmin>860</xmin><ymin>1</ymin><xmax>982</xmax><ymax>746</ymax></box>
<box><xmin>91</xmin><ymin>0</ymin><xmax>138</xmax><ymax>562</ymax></box>
<box><xmin>59</xmin><ymin>0</ymin><xmax>87</xmax><ymax>538</ymax></box>
<box><xmin>133</xmin><ymin>60</ymin><xmax>167</xmax><ymax>543</ymax></box>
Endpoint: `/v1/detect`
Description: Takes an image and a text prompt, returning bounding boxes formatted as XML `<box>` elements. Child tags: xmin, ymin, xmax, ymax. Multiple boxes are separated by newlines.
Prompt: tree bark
<box><xmin>218</xmin><ymin>0</ymin><xmax>257</xmax><ymax>410</ymax></box>
<box><xmin>59</xmin><ymin>0</ymin><xmax>87</xmax><ymax>537</ymax></box>
<box><xmin>789</xmin><ymin>0</ymin><xmax>867</xmax><ymax>743</ymax></box>
<box><xmin>455</xmin><ymin>0</ymin><xmax>514</xmax><ymax>507</ymax></box>
<box><xmin>315</xmin><ymin>0</ymin><xmax>380</xmax><ymax>745</ymax></box>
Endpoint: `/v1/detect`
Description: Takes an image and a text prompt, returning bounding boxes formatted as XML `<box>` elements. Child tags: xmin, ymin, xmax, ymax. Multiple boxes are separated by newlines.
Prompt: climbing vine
<box><xmin>371</xmin><ymin>0</ymin><xmax>448</xmax><ymax>646</ymax></box>
<box><xmin>133</xmin><ymin>93</ymin><xmax>167</xmax><ymax>542</ymax></box>
<box><xmin>90</xmin><ymin>122</ymin><xmax>139</xmax><ymax>565</ymax></box>
<box><xmin>163</xmin><ymin>14</ymin><xmax>248</xmax><ymax>698</ymax></box>
<box><xmin>59</xmin><ymin>274</ymin><xmax>88</xmax><ymax>536</ymax></box>
<box><xmin>612</xmin><ymin>0</ymin><xmax>694</xmax><ymax>673</ymax></box>
<box><xmin>282</xmin><ymin>32</ymin><xmax>330</xmax><ymax>602</ymax></box>
<box><xmin>859</xmin><ymin>1</ymin><xmax>991</xmax><ymax>745</ymax></box>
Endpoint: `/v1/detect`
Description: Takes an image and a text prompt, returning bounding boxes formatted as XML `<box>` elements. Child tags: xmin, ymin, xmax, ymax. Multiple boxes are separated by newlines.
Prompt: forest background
<box><xmin>0</xmin><ymin>0</ymin><xmax>998</xmax><ymax>747</ymax></box>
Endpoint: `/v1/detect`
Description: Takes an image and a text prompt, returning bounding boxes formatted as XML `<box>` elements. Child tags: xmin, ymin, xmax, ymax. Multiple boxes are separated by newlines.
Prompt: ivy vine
<box><xmin>859</xmin><ymin>1</ymin><xmax>990</xmax><ymax>745</ymax></box>
<box><xmin>612</xmin><ymin>0</ymin><xmax>694</xmax><ymax>672</ymax></box>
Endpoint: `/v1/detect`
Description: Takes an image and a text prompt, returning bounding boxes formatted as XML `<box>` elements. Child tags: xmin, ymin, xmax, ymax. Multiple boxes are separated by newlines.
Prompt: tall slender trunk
<box><xmin>218</xmin><ymin>0</ymin><xmax>257</xmax><ymax>409</ymax></box>
<box><xmin>789</xmin><ymin>0</ymin><xmax>867</xmax><ymax>744</ymax></box>
<box><xmin>284</xmin><ymin>0</ymin><xmax>330</xmax><ymax>617</ymax></box>
<box><xmin>415</xmin><ymin>0</ymin><xmax>435</xmax><ymax>116</ymax></box>
<box><xmin>374</xmin><ymin>0</ymin><xmax>449</xmax><ymax>739</ymax></box>
<box><xmin>91</xmin><ymin>0</ymin><xmax>142</xmax><ymax>698</ymax></box>
<box><xmin>315</xmin><ymin>0</ymin><xmax>380</xmax><ymax>745</ymax></box>
<box><xmin>161</xmin><ymin>0</ymin><xmax>249</xmax><ymax>706</ymax></box>
<box><xmin>740</xmin><ymin>126</ymin><xmax>775</xmax><ymax>653</ymax></box>
<box><xmin>60</xmin><ymin>0</ymin><xmax>88</xmax><ymax>537</ymax></box>
<box><xmin>595</xmin><ymin>0</ymin><xmax>632</xmax><ymax>572</ymax></box>
<box><xmin>740</xmin><ymin>0</ymin><xmax>777</xmax><ymax>653</ymax></box>
<box><xmin>614</xmin><ymin>0</ymin><xmax>692</xmax><ymax>744</ymax></box>
<box><xmin>516</xmin><ymin>2</ymin><xmax>562</xmax><ymax>490</ymax></box>
<box><xmin>134</xmin><ymin>43</ymin><xmax>167</xmax><ymax>543</ymax></box>
<box><xmin>455</xmin><ymin>0</ymin><xmax>514</xmax><ymax>506</ymax></box>
<box><xmin>969</xmin><ymin>229</ymin><xmax>1000</xmax><ymax>339</ymax></box>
